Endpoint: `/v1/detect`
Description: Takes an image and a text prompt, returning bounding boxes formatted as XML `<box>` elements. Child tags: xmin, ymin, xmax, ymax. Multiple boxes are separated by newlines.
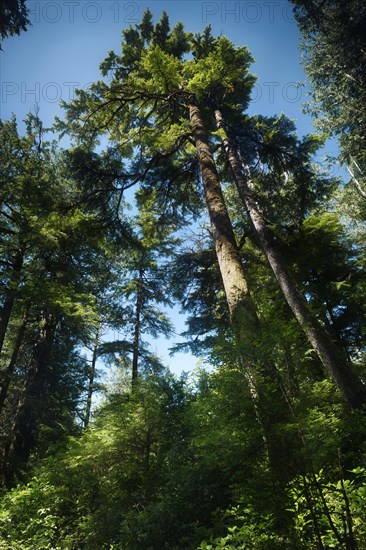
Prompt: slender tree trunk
<box><xmin>324</xmin><ymin>298</ymin><xmax>352</xmax><ymax>362</ymax></box>
<box><xmin>84</xmin><ymin>326</ymin><xmax>100</xmax><ymax>429</ymax></box>
<box><xmin>302</xmin><ymin>474</ymin><xmax>325</xmax><ymax>550</ymax></box>
<box><xmin>0</xmin><ymin>313</ymin><xmax>56</xmax><ymax>487</ymax></box>
<box><xmin>132</xmin><ymin>266</ymin><xmax>144</xmax><ymax>384</ymax></box>
<box><xmin>214</xmin><ymin>108</ymin><xmax>366</xmax><ymax>409</ymax></box>
<box><xmin>0</xmin><ymin>247</ymin><xmax>24</xmax><ymax>355</ymax></box>
<box><xmin>338</xmin><ymin>449</ymin><xmax>357</xmax><ymax>550</ymax></box>
<box><xmin>0</xmin><ymin>309</ymin><xmax>28</xmax><ymax>414</ymax></box>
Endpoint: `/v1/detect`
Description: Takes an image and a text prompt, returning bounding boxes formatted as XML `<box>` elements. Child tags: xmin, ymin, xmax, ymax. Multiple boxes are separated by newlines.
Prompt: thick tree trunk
<box><xmin>132</xmin><ymin>266</ymin><xmax>144</xmax><ymax>384</ymax></box>
<box><xmin>0</xmin><ymin>310</ymin><xmax>28</xmax><ymax>414</ymax></box>
<box><xmin>0</xmin><ymin>313</ymin><xmax>56</xmax><ymax>487</ymax></box>
<box><xmin>214</xmin><ymin>108</ymin><xmax>366</xmax><ymax>409</ymax></box>
<box><xmin>188</xmin><ymin>101</ymin><xmax>295</xmax><ymax>490</ymax></box>
<box><xmin>188</xmin><ymin>102</ymin><xmax>257</xmax><ymax>330</ymax></box>
<box><xmin>84</xmin><ymin>326</ymin><xmax>100</xmax><ymax>428</ymax></box>
<box><xmin>0</xmin><ymin>247</ymin><xmax>24</xmax><ymax>355</ymax></box>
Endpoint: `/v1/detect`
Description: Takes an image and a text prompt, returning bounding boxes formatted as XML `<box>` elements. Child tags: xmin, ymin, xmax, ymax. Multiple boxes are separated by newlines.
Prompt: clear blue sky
<box><xmin>0</xmin><ymin>1</ymin><xmax>338</xmax><ymax>376</ymax></box>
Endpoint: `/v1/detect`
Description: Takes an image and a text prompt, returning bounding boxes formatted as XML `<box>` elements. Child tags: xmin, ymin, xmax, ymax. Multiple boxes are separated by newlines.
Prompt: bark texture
<box><xmin>0</xmin><ymin>313</ymin><xmax>56</xmax><ymax>487</ymax></box>
<box><xmin>0</xmin><ymin>311</ymin><xmax>28</xmax><ymax>413</ymax></box>
<box><xmin>0</xmin><ymin>247</ymin><xmax>24</xmax><ymax>355</ymax></box>
<box><xmin>188</xmin><ymin>102</ymin><xmax>257</xmax><ymax>330</ymax></box>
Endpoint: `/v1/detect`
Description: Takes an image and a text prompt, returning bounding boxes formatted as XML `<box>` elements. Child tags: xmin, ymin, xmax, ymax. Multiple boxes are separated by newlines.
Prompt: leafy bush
<box><xmin>197</xmin><ymin>505</ymin><xmax>290</xmax><ymax>549</ymax></box>
<box><xmin>289</xmin><ymin>467</ymin><xmax>366</xmax><ymax>548</ymax></box>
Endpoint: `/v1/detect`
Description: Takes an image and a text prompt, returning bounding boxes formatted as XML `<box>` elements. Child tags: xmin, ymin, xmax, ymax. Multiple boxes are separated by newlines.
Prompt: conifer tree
<box><xmin>0</xmin><ymin>115</ymin><xmax>130</xmax><ymax>484</ymax></box>
<box><xmin>58</xmin><ymin>13</ymin><xmax>366</xmax><ymax>408</ymax></box>
<box><xmin>291</xmin><ymin>0</ymin><xmax>366</xmax><ymax>193</ymax></box>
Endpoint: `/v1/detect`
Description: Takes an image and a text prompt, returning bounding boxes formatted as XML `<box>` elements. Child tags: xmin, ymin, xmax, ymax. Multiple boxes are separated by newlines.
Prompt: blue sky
<box><xmin>0</xmin><ymin>1</ymin><xmax>339</xmax><ymax>376</ymax></box>
<box><xmin>1</xmin><ymin>1</ymin><xmax>312</xmax><ymax>131</ymax></box>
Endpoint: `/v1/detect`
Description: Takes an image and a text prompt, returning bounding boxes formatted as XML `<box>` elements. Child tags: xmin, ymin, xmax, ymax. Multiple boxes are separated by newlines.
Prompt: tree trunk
<box><xmin>188</xmin><ymin>102</ymin><xmax>257</xmax><ymax>330</ymax></box>
<box><xmin>0</xmin><ymin>313</ymin><xmax>56</xmax><ymax>487</ymax></box>
<box><xmin>84</xmin><ymin>326</ymin><xmax>100</xmax><ymax>428</ymax></box>
<box><xmin>188</xmin><ymin>101</ymin><xmax>295</xmax><ymax>491</ymax></box>
<box><xmin>0</xmin><ymin>247</ymin><xmax>24</xmax><ymax>355</ymax></box>
<box><xmin>0</xmin><ymin>309</ymin><xmax>28</xmax><ymax>414</ymax></box>
<box><xmin>214</xmin><ymin>108</ymin><xmax>366</xmax><ymax>409</ymax></box>
<box><xmin>132</xmin><ymin>265</ymin><xmax>144</xmax><ymax>384</ymax></box>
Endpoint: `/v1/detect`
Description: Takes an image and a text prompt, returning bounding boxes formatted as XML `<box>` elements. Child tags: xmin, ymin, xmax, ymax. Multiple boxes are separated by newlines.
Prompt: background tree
<box><xmin>291</xmin><ymin>0</ymin><xmax>366</xmax><ymax>202</ymax></box>
<box><xmin>0</xmin><ymin>114</ymin><xmax>135</xmax><ymax>485</ymax></box>
<box><xmin>0</xmin><ymin>0</ymin><xmax>30</xmax><ymax>47</ymax></box>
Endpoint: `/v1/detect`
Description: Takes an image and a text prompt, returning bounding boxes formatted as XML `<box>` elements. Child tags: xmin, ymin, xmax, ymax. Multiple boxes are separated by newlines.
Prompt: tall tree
<box><xmin>58</xmin><ymin>15</ymin><xmax>365</xmax><ymax>407</ymax></box>
<box><xmin>109</xmin><ymin>189</ymin><xmax>176</xmax><ymax>384</ymax></box>
<box><xmin>0</xmin><ymin>116</ymin><xmax>38</xmax><ymax>355</ymax></box>
<box><xmin>58</xmin><ymin>18</ymin><xmax>300</xmax><ymax>500</ymax></box>
<box><xmin>291</xmin><ymin>0</ymin><xmax>366</xmax><ymax>199</ymax></box>
<box><xmin>0</xmin><ymin>114</ymin><xmax>134</xmax><ymax>484</ymax></box>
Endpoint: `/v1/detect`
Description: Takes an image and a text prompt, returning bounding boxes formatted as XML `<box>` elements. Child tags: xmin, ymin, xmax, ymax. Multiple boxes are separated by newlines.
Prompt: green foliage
<box><xmin>0</xmin><ymin>0</ymin><xmax>30</xmax><ymax>43</ymax></box>
<box><xmin>198</xmin><ymin>466</ymin><xmax>366</xmax><ymax>550</ymax></box>
<box><xmin>0</xmin><ymin>113</ymin><xmax>133</xmax><ymax>483</ymax></box>
<box><xmin>289</xmin><ymin>467</ymin><xmax>366</xmax><ymax>548</ymax></box>
<box><xmin>138</xmin><ymin>45</ymin><xmax>182</xmax><ymax>93</ymax></box>
<box><xmin>292</xmin><ymin>0</ymin><xmax>366</xmax><ymax>209</ymax></box>
<box><xmin>0</xmin><ymin>375</ymin><xmax>191</xmax><ymax>549</ymax></box>
<box><xmin>0</xmin><ymin>363</ymin><xmax>365</xmax><ymax>549</ymax></box>
<box><xmin>198</xmin><ymin>505</ymin><xmax>287</xmax><ymax>549</ymax></box>
<box><xmin>184</xmin><ymin>37</ymin><xmax>255</xmax><ymax>109</ymax></box>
